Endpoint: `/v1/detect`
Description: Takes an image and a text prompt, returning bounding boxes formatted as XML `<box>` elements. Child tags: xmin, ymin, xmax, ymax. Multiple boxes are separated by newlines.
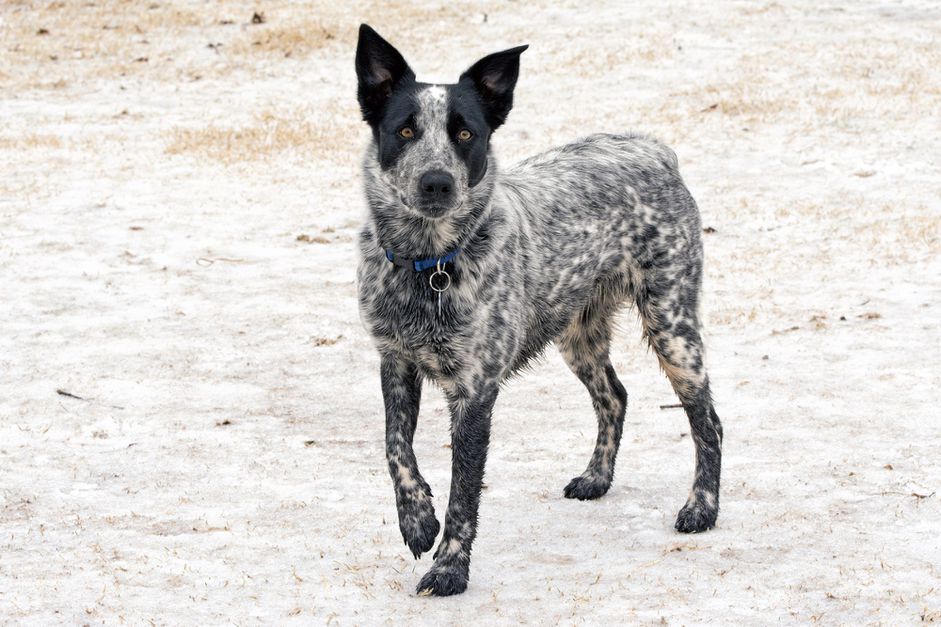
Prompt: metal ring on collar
<box><xmin>429</xmin><ymin>269</ymin><xmax>451</xmax><ymax>292</ymax></box>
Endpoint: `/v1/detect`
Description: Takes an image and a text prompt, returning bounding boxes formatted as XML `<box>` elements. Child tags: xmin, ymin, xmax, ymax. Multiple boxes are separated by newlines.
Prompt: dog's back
<box><xmin>506</xmin><ymin>132</ymin><xmax>697</xmax><ymax>236</ymax></box>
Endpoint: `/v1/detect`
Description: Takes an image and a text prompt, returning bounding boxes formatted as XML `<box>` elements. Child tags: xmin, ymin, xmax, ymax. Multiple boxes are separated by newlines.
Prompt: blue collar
<box><xmin>385</xmin><ymin>248</ymin><xmax>460</xmax><ymax>272</ymax></box>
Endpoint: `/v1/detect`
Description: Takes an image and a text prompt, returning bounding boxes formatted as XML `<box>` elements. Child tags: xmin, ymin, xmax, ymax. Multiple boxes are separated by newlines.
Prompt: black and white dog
<box><xmin>355</xmin><ymin>24</ymin><xmax>722</xmax><ymax>596</ymax></box>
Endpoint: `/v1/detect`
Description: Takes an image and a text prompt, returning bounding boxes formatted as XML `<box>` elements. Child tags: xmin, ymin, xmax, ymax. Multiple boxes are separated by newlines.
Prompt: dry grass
<box><xmin>856</xmin><ymin>208</ymin><xmax>941</xmax><ymax>264</ymax></box>
<box><xmin>225</xmin><ymin>15</ymin><xmax>344</xmax><ymax>58</ymax></box>
<box><xmin>1</xmin><ymin>0</ymin><xmax>207</xmax><ymax>83</ymax></box>
<box><xmin>165</xmin><ymin>106</ymin><xmax>359</xmax><ymax>164</ymax></box>
<box><xmin>671</xmin><ymin>36</ymin><xmax>941</xmax><ymax>128</ymax></box>
<box><xmin>0</xmin><ymin>134</ymin><xmax>63</xmax><ymax>150</ymax></box>
<box><xmin>0</xmin><ymin>1</ymin><xmax>503</xmax><ymax>88</ymax></box>
<box><xmin>1</xmin><ymin>0</ymin><xmax>352</xmax><ymax>87</ymax></box>
<box><xmin>555</xmin><ymin>38</ymin><xmax>675</xmax><ymax>76</ymax></box>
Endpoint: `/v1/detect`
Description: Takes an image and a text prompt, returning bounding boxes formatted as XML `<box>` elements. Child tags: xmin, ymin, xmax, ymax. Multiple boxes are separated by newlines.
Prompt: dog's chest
<box><xmin>359</xmin><ymin>264</ymin><xmax>476</xmax><ymax>377</ymax></box>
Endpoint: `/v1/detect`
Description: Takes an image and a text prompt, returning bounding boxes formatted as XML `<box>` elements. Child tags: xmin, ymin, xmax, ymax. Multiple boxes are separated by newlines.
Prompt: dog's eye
<box><xmin>457</xmin><ymin>129</ymin><xmax>473</xmax><ymax>141</ymax></box>
<box><xmin>398</xmin><ymin>127</ymin><xmax>414</xmax><ymax>139</ymax></box>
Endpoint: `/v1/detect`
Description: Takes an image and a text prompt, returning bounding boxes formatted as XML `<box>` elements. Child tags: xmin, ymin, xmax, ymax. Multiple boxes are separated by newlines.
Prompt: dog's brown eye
<box><xmin>398</xmin><ymin>127</ymin><xmax>414</xmax><ymax>139</ymax></box>
<box><xmin>457</xmin><ymin>129</ymin><xmax>473</xmax><ymax>141</ymax></box>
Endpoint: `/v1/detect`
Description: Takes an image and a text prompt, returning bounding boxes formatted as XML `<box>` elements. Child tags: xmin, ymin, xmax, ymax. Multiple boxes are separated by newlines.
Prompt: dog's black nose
<box><xmin>420</xmin><ymin>170</ymin><xmax>454</xmax><ymax>201</ymax></box>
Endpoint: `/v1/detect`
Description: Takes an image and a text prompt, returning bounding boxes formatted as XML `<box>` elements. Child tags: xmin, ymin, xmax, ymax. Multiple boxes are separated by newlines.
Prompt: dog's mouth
<box><xmin>416</xmin><ymin>204</ymin><xmax>451</xmax><ymax>218</ymax></box>
<box><xmin>400</xmin><ymin>196</ymin><xmax>463</xmax><ymax>219</ymax></box>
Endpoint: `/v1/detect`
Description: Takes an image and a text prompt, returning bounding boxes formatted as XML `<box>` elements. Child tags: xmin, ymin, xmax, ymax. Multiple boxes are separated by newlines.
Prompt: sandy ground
<box><xmin>2</xmin><ymin>0</ymin><xmax>940</xmax><ymax>624</ymax></box>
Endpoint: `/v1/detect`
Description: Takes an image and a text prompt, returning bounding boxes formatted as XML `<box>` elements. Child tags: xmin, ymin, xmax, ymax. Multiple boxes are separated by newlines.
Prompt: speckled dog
<box><xmin>355</xmin><ymin>24</ymin><xmax>723</xmax><ymax>596</ymax></box>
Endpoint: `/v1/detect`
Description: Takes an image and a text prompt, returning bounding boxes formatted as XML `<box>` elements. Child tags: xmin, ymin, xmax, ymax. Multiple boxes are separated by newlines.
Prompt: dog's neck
<box><xmin>365</xmin><ymin>156</ymin><xmax>498</xmax><ymax>259</ymax></box>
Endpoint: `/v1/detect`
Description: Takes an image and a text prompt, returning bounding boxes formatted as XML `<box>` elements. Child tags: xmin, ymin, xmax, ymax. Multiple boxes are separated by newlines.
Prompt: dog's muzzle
<box><xmin>417</xmin><ymin>170</ymin><xmax>455</xmax><ymax>217</ymax></box>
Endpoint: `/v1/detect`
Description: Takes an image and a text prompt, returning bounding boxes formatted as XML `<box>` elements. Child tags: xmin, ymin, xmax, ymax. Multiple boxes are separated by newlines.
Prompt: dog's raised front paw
<box><xmin>416</xmin><ymin>564</ymin><xmax>468</xmax><ymax>597</ymax></box>
<box><xmin>563</xmin><ymin>472</ymin><xmax>611</xmax><ymax>500</ymax></box>
<box><xmin>398</xmin><ymin>496</ymin><xmax>440</xmax><ymax>559</ymax></box>
<box><xmin>674</xmin><ymin>499</ymin><xmax>718</xmax><ymax>533</ymax></box>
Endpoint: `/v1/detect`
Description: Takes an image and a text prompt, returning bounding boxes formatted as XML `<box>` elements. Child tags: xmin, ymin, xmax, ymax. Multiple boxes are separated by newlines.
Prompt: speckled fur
<box><xmin>355</xmin><ymin>25</ymin><xmax>722</xmax><ymax>597</ymax></box>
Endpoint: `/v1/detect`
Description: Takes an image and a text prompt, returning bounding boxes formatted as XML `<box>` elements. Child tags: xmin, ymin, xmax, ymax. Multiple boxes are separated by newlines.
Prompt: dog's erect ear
<box><xmin>459</xmin><ymin>45</ymin><xmax>528</xmax><ymax>130</ymax></box>
<box><xmin>356</xmin><ymin>24</ymin><xmax>414</xmax><ymax>125</ymax></box>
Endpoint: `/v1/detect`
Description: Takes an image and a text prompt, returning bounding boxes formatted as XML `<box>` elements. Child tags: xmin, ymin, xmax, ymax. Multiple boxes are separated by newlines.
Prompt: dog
<box><xmin>354</xmin><ymin>24</ymin><xmax>723</xmax><ymax>596</ymax></box>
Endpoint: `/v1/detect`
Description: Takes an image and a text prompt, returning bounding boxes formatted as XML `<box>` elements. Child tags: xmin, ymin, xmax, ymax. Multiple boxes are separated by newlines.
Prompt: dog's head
<box><xmin>356</xmin><ymin>24</ymin><xmax>527</xmax><ymax>220</ymax></box>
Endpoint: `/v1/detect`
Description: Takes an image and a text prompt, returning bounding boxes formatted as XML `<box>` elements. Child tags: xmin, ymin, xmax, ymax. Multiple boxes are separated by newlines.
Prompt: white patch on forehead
<box><xmin>425</xmin><ymin>85</ymin><xmax>446</xmax><ymax>102</ymax></box>
<box><xmin>417</xmin><ymin>85</ymin><xmax>449</xmax><ymax>120</ymax></box>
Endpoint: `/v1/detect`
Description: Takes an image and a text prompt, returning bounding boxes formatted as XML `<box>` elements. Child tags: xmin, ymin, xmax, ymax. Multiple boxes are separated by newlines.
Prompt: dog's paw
<box><xmin>674</xmin><ymin>499</ymin><xmax>718</xmax><ymax>533</ymax></box>
<box><xmin>563</xmin><ymin>472</ymin><xmax>611</xmax><ymax>500</ymax></box>
<box><xmin>416</xmin><ymin>564</ymin><xmax>468</xmax><ymax>597</ymax></box>
<box><xmin>398</xmin><ymin>496</ymin><xmax>440</xmax><ymax>559</ymax></box>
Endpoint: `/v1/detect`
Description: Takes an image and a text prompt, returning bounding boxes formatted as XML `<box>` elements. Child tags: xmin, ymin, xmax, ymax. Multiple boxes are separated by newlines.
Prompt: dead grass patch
<box><xmin>1</xmin><ymin>1</ymin><xmax>494</xmax><ymax>88</ymax></box>
<box><xmin>224</xmin><ymin>3</ymin><xmax>477</xmax><ymax>63</ymax></box>
<box><xmin>858</xmin><ymin>210</ymin><xmax>941</xmax><ymax>263</ymax></box>
<box><xmin>1</xmin><ymin>0</ymin><xmax>208</xmax><ymax>86</ymax></box>
<box><xmin>227</xmin><ymin>17</ymin><xmax>342</xmax><ymax>58</ymax></box>
<box><xmin>678</xmin><ymin>37</ymin><xmax>941</xmax><ymax>126</ymax></box>
<box><xmin>165</xmin><ymin>105</ymin><xmax>359</xmax><ymax>164</ymax></box>
<box><xmin>556</xmin><ymin>40</ymin><xmax>674</xmax><ymax>77</ymax></box>
<box><xmin>773</xmin><ymin>199</ymin><xmax>940</xmax><ymax>266</ymax></box>
<box><xmin>0</xmin><ymin>134</ymin><xmax>64</xmax><ymax>150</ymax></box>
<box><xmin>2</xmin><ymin>1</ymin><xmax>205</xmax><ymax>55</ymax></box>
<box><xmin>693</xmin><ymin>82</ymin><xmax>794</xmax><ymax>121</ymax></box>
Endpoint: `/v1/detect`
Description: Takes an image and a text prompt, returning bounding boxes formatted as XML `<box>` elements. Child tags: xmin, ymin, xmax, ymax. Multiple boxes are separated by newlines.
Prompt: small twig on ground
<box><xmin>659</xmin><ymin>403</ymin><xmax>684</xmax><ymax>409</ymax></box>
<box><xmin>56</xmin><ymin>388</ymin><xmax>125</xmax><ymax>410</ymax></box>
<box><xmin>878</xmin><ymin>490</ymin><xmax>936</xmax><ymax>499</ymax></box>
<box><xmin>56</xmin><ymin>389</ymin><xmax>87</xmax><ymax>401</ymax></box>
<box><xmin>196</xmin><ymin>256</ymin><xmax>245</xmax><ymax>267</ymax></box>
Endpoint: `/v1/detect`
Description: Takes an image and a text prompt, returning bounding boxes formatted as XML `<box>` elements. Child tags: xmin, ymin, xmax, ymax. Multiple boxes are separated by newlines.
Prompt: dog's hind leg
<box><xmin>635</xmin><ymin>266</ymin><xmax>723</xmax><ymax>533</ymax></box>
<box><xmin>557</xmin><ymin>293</ymin><xmax>628</xmax><ymax>500</ymax></box>
<box><xmin>380</xmin><ymin>354</ymin><xmax>440</xmax><ymax>558</ymax></box>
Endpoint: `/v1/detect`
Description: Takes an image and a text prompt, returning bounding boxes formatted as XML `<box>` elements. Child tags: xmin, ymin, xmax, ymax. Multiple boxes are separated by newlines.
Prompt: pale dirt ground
<box><xmin>1</xmin><ymin>0</ymin><xmax>940</xmax><ymax>624</ymax></box>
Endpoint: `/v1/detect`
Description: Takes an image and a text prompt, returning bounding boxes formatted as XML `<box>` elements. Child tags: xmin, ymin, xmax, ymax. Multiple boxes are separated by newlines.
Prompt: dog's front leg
<box><xmin>381</xmin><ymin>354</ymin><xmax>440</xmax><ymax>559</ymax></box>
<box><xmin>416</xmin><ymin>383</ymin><xmax>498</xmax><ymax>596</ymax></box>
